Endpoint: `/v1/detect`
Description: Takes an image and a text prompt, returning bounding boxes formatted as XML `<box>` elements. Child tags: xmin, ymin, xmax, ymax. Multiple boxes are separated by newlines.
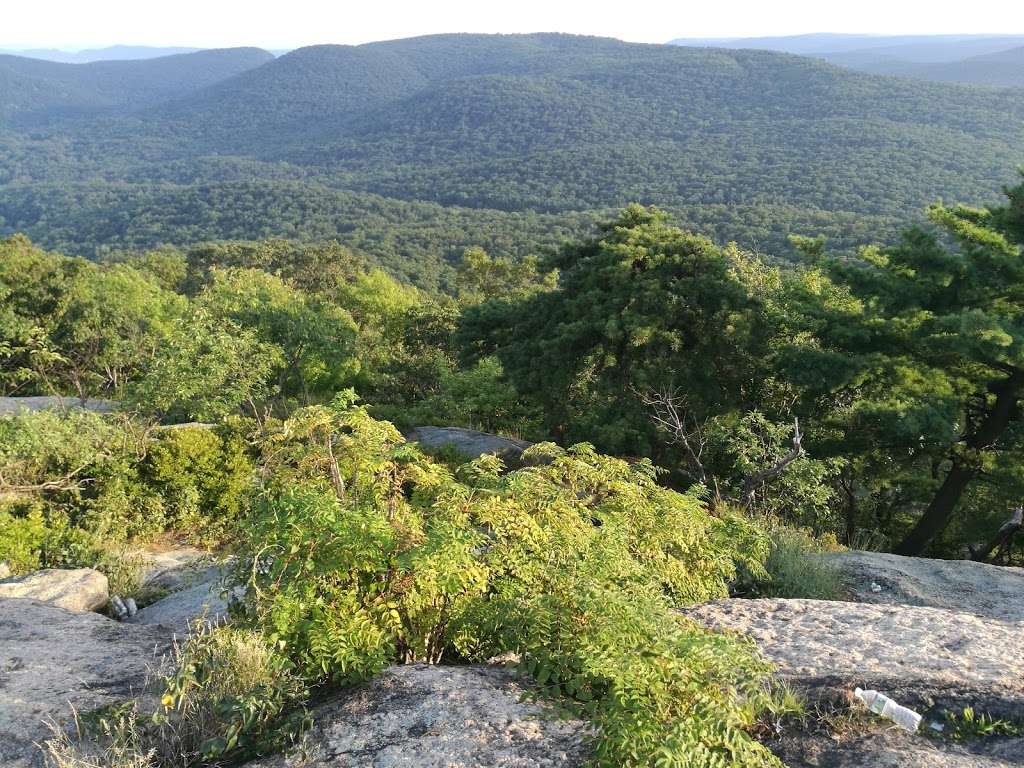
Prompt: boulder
<box><xmin>407</xmin><ymin>426</ymin><xmax>531</xmax><ymax>466</ymax></box>
<box><xmin>129</xmin><ymin>565</ymin><xmax>235</xmax><ymax>633</ymax></box>
<box><xmin>0</xmin><ymin>568</ymin><xmax>109</xmax><ymax>612</ymax></box>
<box><xmin>684</xmin><ymin>598</ymin><xmax>1024</xmax><ymax>768</ymax></box>
<box><xmin>137</xmin><ymin>546</ymin><xmax>213</xmax><ymax>593</ymax></box>
<box><xmin>0</xmin><ymin>396</ymin><xmax>118</xmax><ymax>416</ymax></box>
<box><xmin>0</xmin><ymin>598</ymin><xmax>171</xmax><ymax>768</ymax></box>
<box><xmin>244</xmin><ymin>664</ymin><xmax>590</xmax><ymax>768</ymax></box>
<box><xmin>823</xmin><ymin>550</ymin><xmax>1024</xmax><ymax>621</ymax></box>
<box><xmin>683</xmin><ymin>599</ymin><xmax>1024</xmax><ymax>706</ymax></box>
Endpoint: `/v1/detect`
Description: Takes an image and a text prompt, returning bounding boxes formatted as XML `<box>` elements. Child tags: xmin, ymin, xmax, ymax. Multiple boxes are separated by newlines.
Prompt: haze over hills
<box><xmin>669</xmin><ymin>33</ymin><xmax>1024</xmax><ymax>87</ymax></box>
<box><xmin>0</xmin><ymin>47</ymin><xmax>274</xmax><ymax>121</ymax></box>
<box><xmin>1</xmin><ymin>33</ymin><xmax>1023</xmax><ymax>287</ymax></box>
<box><xmin>0</xmin><ymin>45</ymin><xmax>203</xmax><ymax>63</ymax></box>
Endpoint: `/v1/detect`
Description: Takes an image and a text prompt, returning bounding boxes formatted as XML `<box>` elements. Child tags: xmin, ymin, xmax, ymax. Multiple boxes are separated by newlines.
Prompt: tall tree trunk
<box><xmin>893</xmin><ymin>463</ymin><xmax>976</xmax><ymax>555</ymax></box>
<box><xmin>894</xmin><ymin>371</ymin><xmax>1023</xmax><ymax>556</ymax></box>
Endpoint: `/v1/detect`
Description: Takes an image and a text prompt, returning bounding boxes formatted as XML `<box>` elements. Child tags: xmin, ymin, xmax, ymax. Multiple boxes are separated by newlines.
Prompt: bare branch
<box><xmin>633</xmin><ymin>386</ymin><xmax>709</xmax><ymax>485</ymax></box>
<box><xmin>740</xmin><ymin>417</ymin><xmax>804</xmax><ymax>506</ymax></box>
<box><xmin>971</xmin><ymin>505</ymin><xmax>1023</xmax><ymax>563</ymax></box>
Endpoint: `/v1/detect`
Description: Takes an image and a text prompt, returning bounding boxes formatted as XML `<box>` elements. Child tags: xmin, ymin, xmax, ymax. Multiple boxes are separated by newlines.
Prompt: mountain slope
<box><xmin>130</xmin><ymin>35</ymin><xmax>1024</xmax><ymax>216</ymax></box>
<box><xmin>0</xmin><ymin>33</ymin><xmax>1022</xmax><ymax>283</ymax></box>
<box><xmin>670</xmin><ymin>34</ymin><xmax>1024</xmax><ymax>88</ymax></box>
<box><xmin>0</xmin><ymin>47</ymin><xmax>274</xmax><ymax>123</ymax></box>
<box><xmin>0</xmin><ymin>46</ymin><xmax>203</xmax><ymax>63</ymax></box>
<box><xmin>852</xmin><ymin>46</ymin><xmax>1024</xmax><ymax>88</ymax></box>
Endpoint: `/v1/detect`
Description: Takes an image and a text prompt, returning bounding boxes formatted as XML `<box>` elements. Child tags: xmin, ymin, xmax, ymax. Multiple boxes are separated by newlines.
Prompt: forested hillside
<box><xmin>0</xmin><ymin>47</ymin><xmax>273</xmax><ymax>122</ymax></box>
<box><xmin>671</xmin><ymin>33</ymin><xmax>1024</xmax><ymax>88</ymax></box>
<box><xmin>1</xmin><ymin>33</ymin><xmax>1022</xmax><ymax>284</ymax></box>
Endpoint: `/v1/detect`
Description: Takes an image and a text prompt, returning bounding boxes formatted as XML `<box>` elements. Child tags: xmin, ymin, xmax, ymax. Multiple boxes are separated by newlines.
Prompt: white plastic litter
<box><xmin>870</xmin><ymin>582</ymin><xmax>883</xmax><ymax>593</ymax></box>
<box><xmin>854</xmin><ymin>687</ymin><xmax>922</xmax><ymax>732</ymax></box>
<box><xmin>110</xmin><ymin>595</ymin><xmax>128</xmax><ymax>619</ymax></box>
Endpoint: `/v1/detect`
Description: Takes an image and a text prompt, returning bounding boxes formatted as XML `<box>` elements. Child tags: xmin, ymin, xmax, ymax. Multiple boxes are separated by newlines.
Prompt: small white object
<box><xmin>110</xmin><ymin>595</ymin><xmax>128</xmax><ymax>619</ymax></box>
<box><xmin>124</xmin><ymin>597</ymin><xmax>138</xmax><ymax>617</ymax></box>
<box><xmin>870</xmin><ymin>582</ymin><xmax>883</xmax><ymax>593</ymax></box>
<box><xmin>855</xmin><ymin>687</ymin><xmax>922</xmax><ymax>732</ymax></box>
<box><xmin>929</xmin><ymin>721</ymin><xmax>945</xmax><ymax>733</ymax></box>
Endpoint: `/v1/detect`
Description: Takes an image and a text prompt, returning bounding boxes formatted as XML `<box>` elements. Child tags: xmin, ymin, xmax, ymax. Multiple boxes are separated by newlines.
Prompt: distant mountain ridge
<box><xmin>0</xmin><ymin>33</ymin><xmax>1022</xmax><ymax>282</ymax></box>
<box><xmin>0</xmin><ymin>45</ymin><xmax>203</xmax><ymax>63</ymax></box>
<box><xmin>0</xmin><ymin>47</ymin><xmax>275</xmax><ymax>121</ymax></box>
<box><xmin>669</xmin><ymin>33</ymin><xmax>1024</xmax><ymax>87</ymax></box>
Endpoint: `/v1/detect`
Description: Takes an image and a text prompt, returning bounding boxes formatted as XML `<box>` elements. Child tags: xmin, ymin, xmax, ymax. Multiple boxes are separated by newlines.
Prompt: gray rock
<box><xmin>0</xmin><ymin>568</ymin><xmax>109</xmax><ymax>612</ymax></box>
<box><xmin>773</xmin><ymin>729</ymin><xmax>1024</xmax><ymax>768</ymax></box>
<box><xmin>824</xmin><ymin>550</ymin><xmax>1024</xmax><ymax>622</ymax></box>
<box><xmin>138</xmin><ymin>547</ymin><xmax>213</xmax><ymax>592</ymax></box>
<box><xmin>0</xmin><ymin>598</ymin><xmax>170</xmax><ymax>768</ymax></box>
<box><xmin>0</xmin><ymin>396</ymin><xmax>118</xmax><ymax>416</ymax></box>
<box><xmin>408</xmin><ymin>426</ymin><xmax>532</xmax><ymax>467</ymax></box>
<box><xmin>129</xmin><ymin>566</ymin><xmax>235</xmax><ymax>633</ymax></box>
<box><xmin>245</xmin><ymin>664</ymin><xmax>591</xmax><ymax>768</ymax></box>
<box><xmin>685</xmin><ymin>597</ymin><xmax>1024</xmax><ymax>768</ymax></box>
<box><xmin>683</xmin><ymin>599</ymin><xmax>1024</xmax><ymax>706</ymax></box>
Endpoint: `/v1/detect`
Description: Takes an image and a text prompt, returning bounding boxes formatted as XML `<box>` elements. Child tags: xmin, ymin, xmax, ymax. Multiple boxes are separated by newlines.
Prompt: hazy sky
<box><xmin>3</xmin><ymin>0</ymin><xmax>1023</xmax><ymax>49</ymax></box>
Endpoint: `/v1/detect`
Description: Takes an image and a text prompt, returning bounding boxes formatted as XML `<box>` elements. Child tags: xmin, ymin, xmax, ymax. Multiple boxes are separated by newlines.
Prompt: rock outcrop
<box><xmin>407</xmin><ymin>426</ymin><xmax>531</xmax><ymax>466</ymax></box>
<box><xmin>0</xmin><ymin>598</ymin><xmax>170</xmax><ymax>768</ymax></box>
<box><xmin>685</xmin><ymin>584</ymin><xmax>1024</xmax><ymax>767</ymax></box>
<box><xmin>0</xmin><ymin>568</ymin><xmax>109</xmax><ymax>612</ymax></box>
<box><xmin>245</xmin><ymin>664</ymin><xmax>590</xmax><ymax>768</ymax></box>
<box><xmin>0</xmin><ymin>396</ymin><xmax>118</xmax><ymax>416</ymax></box>
<box><xmin>684</xmin><ymin>598</ymin><xmax>1024</xmax><ymax>715</ymax></box>
<box><xmin>823</xmin><ymin>550</ymin><xmax>1024</xmax><ymax>621</ymax></box>
<box><xmin>130</xmin><ymin>565</ymin><xmax>233</xmax><ymax>633</ymax></box>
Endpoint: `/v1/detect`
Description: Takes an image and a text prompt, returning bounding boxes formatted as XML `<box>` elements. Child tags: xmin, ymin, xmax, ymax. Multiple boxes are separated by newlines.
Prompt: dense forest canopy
<box><xmin>1</xmin><ymin>34</ymin><xmax>1023</xmax><ymax>284</ymax></box>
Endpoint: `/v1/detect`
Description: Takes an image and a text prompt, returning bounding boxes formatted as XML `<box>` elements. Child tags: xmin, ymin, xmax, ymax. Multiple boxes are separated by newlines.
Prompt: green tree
<box><xmin>789</xmin><ymin>177</ymin><xmax>1024</xmax><ymax>555</ymax></box>
<box><xmin>460</xmin><ymin>205</ymin><xmax>771</xmax><ymax>455</ymax></box>
<box><xmin>199</xmin><ymin>268</ymin><xmax>359</xmax><ymax>402</ymax></box>
<box><xmin>127</xmin><ymin>309</ymin><xmax>280</xmax><ymax>422</ymax></box>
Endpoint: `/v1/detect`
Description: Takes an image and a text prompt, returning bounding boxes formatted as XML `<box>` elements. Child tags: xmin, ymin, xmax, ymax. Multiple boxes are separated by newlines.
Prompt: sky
<box><xmin>3</xmin><ymin>0</ymin><xmax>1023</xmax><ymax>50</ymax></box>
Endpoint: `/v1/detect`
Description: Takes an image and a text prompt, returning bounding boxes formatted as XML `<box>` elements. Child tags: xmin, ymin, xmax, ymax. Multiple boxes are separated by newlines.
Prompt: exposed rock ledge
<box><xmin>0</xmin><ymin>396</ymin><xmax>118</xmax><ymax>416</ymax></box>
<box><xmin>245</xmin><ymin>664</ymin><xmax>591</xmax><ymax>768</ymax></box>
<box><xmin>824</xmin><ymin>549</ymin><xmax>1024</xmax><ymax>622</ymax></box>
<box><xmin>407</xmin><ymin>426</ymin><xmax>531</xmax><ymax>466</ymax></box>
<box><xmin>0</xmin><ymin>598</ymin><xmax>171</xmax><ymax>768</ymax></box>
<box><xmin>0</xmin><ymin>568</ymin><xmax>109</xmax><ymax>613</ymax></box>
<box><xmin>683</xmin><ymin>598</ymin><xmax>1024</xmax><ymax>768</ymax></box>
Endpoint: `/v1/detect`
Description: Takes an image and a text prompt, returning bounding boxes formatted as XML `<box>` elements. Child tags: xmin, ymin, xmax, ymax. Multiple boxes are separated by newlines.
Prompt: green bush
<box><xmin>0</xmin><ymin>502</ymin><xmax>48</xmax><ymax>574</ymax></box>
<box><xmin>232</xmin><ymin>398</ymin><xmax>782</xmax><ymax>767</ymax></box>
<box><xmin>0</xmin><ymin>411</ymin><xmax>256</xmax><ymax>579</ymax></box>
<box><xmin>143</xmin><ymin>425</ymin><xmax>255</xmax><ymax>547</ymax></box>
<box><xmin>734</xmin><ymin>523</ymin><xmax>846</xmax><ymax>601</ymax></box>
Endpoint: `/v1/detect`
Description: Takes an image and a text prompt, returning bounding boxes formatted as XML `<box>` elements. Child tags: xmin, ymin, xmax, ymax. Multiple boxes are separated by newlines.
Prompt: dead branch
<box><xmin>0</xmin><ymin>463</ymin><xmax>94</xmax><ymax>495</ymax></box>
<box><xmin>971</xmin><ymin>505</ymin><xmax>1023</xmax><ymax>563</ymax></box>
<box><xmin>634</xmin><ymin>387</ymin><xmax>709</xmax><ymax>484</ymax></box>
<box><xmin>740</xmin><ymin>417</ymin><xmax>803</xmax><ymax>506</ymax></box>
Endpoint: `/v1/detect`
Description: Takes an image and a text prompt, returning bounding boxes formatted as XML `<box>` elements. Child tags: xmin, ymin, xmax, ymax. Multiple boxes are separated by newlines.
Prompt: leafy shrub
<box><xmin>0</xmin><ymin>411</ymin><xmax>255</xmax><ymax>579</ymax></box>
<box><xmin>232</xmin><ymin>398</ymin><xmax>782</xmax><ymax>767</ymax></box>
<box><xmin>734</xmin><ymin>523</ymin><xmax>845</xmax><ymax>600</ymax></box>
<box><xmin>401</xmin><ymin>355</ymin><xmax>543</xmax><ymax>439</ymax></box>
<box><xmin>0</xmin><ymin>502</ymin><xmax>48</xmax><ymax>574</ymax></box>
<box><xmin>143</xmin><ymin>425</ymin><xmax>255</xmax><ymax>547</ymax></box>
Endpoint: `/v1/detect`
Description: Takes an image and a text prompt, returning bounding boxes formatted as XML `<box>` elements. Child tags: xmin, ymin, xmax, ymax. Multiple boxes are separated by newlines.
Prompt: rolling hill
<box><xmin>1</xmin><ymin>33</ymin><xmax>1022</xmax><ymax>289</ymax></box>
<box><xmin>670</xmin><ymin>33</ymin><xmax>1024</xmax><ymax>88</ymax></box>
<box><xmin>0</xmin><ymin>47</ymin><xmax>274</xmax><ymax>123</ymax></box>
<box><xmin>0</xmin><ymin>45</ymin><xmax>203</xmax><ymax>63</ymax></box>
